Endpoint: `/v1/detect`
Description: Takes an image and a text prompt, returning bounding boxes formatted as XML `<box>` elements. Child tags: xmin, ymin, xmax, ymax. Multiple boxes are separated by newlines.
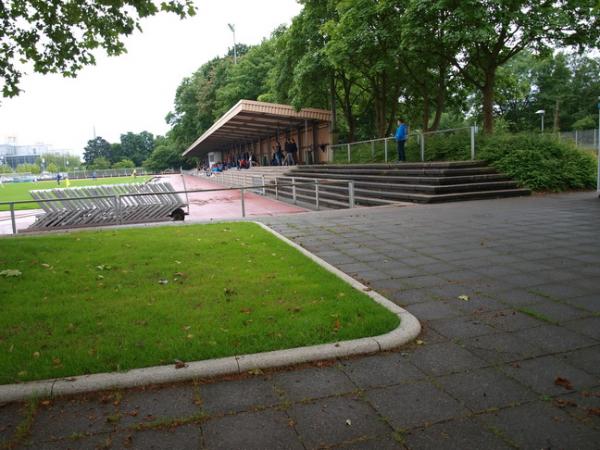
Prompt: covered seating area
<box><xmin>183</xmin><ymin>100</ymin><xmax>333</xmax><ymax>167</ymax></box>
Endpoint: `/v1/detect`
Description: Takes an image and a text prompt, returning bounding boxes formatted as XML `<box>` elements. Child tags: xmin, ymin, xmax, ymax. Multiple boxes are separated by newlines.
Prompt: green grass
<box><xmin>0</xmin><ymin>176</ymin><xmax>151</xmax><ymax>211</ymax></box>
<box><xmin>0</xmin><ymin>222</ymin><xmax>399</xmax><ymax>384</ymax></box>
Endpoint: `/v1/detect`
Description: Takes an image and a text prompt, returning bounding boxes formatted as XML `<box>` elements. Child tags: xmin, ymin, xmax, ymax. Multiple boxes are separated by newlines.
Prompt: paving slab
<box><xmin>28</xmin><ymin>396</ymin><xmax>116</xmax><ymax>442</ymax></box>
<box><xmin>202</xmin><ymin>409</ymin><xmax>303</xmax><ymax>450</ymax></box>
<box><xmin>437</xmin><ymin>367</ymin><xmax>537</xmax><ymax>412</ymax></box>
<box><xmin>366</xmin><ymin>380</ymin><xmax>468</xmax><ymax>429</ymax></box>
<box><xmin>407</xmin><ymin>341</ymin><xmax>488</xmax><ymax>376</ymax></box>
<box><xmin>480</xmin><ymin>401</ymin><xmax>600</xmax><ymax>450</ymax></box>
<box><xmin>111</xmin><ymin>425</ymin><xmax>201</xmax><ymax>450</ymax></box>
<box><xmin>501</xmin><ymin>355</ymin><xmax>598</xmax><ymax>396</ymax></box>
<box><xmin>289</xmin><ymin>395</ymin><xmax>391</xmax><ymax>449</ymax></box>
<box><xmin>199</xmin><ymin>376</ymin><xmax>280</xmax><ymax>415</ymax></box>
<box><xmin>272</xmin><ymin>366</ymin><xmax>355</xmax><ymax>402</ymax></box>
<box><xmin>340</xmin><ymin>353</ymin><xmax>426</xmax><ymax>389</ymax></box>
<box><xmin>117</xmin><ymin>385</ymin><xmax>201</xmax><ymax>426</ymax></box>
<box><xmin>404</xmin><ymin>417</ymin><xmax>513</xmax><ymax>450</ymax></box>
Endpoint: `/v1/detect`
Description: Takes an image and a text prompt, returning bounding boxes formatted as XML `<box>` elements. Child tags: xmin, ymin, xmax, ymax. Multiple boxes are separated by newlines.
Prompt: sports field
<box><xmin>0</xmin><ymin>176</ymin><xmax>151</xmax><ymax>211</ymax></box>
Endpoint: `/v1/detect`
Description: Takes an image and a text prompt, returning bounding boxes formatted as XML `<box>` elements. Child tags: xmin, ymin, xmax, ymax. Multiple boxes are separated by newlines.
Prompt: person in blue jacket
<box><xmin>394</xmin><ymin>118</ymin><xmax>408</xmax><ymax>162</ymax></box>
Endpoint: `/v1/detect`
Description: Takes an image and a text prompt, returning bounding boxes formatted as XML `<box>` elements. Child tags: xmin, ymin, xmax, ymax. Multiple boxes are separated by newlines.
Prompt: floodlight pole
<box><xmin>228</xmin><ymin>23</ymin><xmax>237</xmax><ymax>65</ymax></box>
<box><xmin>597</xmin><ymin>96</ymin><xmax>600</xmax><ymax>194</ymax></box>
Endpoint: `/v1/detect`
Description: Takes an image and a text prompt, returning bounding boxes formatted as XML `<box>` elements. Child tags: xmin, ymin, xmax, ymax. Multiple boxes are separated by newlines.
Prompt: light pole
<box><xmin>228</xmin><ymin>23</ymin><xmax>237</xmax><ymax>65</ymax></box>
<box><xmin>535</xmin><ymin>110</ymin><xmax>545</xmax><ymax>133</ymax></box>
<box><xmin>596</xmin><ymin>96</ymin><xmax>600</xmax><ymax>194</ymax></box>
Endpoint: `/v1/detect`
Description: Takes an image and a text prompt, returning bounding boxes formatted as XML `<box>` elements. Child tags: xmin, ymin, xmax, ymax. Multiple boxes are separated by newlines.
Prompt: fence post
<box><xmin>114</xmin><ymin>195</ymin><xmax>121</xmax><ymax>225</ymax></box>
<box><xmin>275</xmin><ymin>178</ymin><xmax>279</xmax><ymax>200</ymax></box>
<box><xmin>292</xmin><ymin>177</ymin><xmax>297</xmax><ymax>204</ymax></box>
<box><xmin>348</xmin><ymin>181</ymin><xmax>355</xmax><ymax>208</ymax></box>
<box><xmin>261</xmin><ymin>175</ymin><xmax>266</xmax><ymax>196</ymax></box>
<box><xmin>420</xmin><ymin>132</ymin><xmax>425</xmax><ymax>162</ymax></box>
<box><xmin>240</xmin><ymin>188</ymin><xmax>246</xmax><ymax>217</ymax></box>
<box><xmin>575</xmin><ymin>130</ymin><xmax>578</xmax><ymax>147</ymax></box>
<box><xmin>384</xmin><ymin>139</ymin><xmax>388</xmax><ymax>162</ymax></box>
<box><xmin>470</xmin><ymin>126</ymin><xmax>476</xmax><ymax>160</ymax></box>
<box><xmin>315</xmin><ymin>179</ymin><xmax>320</xmax><ymax>210</ymax></box>
<box><xmin>10</xmin><ymin>203</ymin><xmax>17</xmax><ymax>235</ymax></box>
<box><xmin>347</xmin><ymin>144</ymin><xmax>351</xmax><ymax>163</ymax></box>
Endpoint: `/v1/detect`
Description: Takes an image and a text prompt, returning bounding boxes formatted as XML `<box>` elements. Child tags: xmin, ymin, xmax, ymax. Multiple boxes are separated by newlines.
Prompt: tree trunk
<box><xmin>481</xmin><ymin>70</ymin><xmax>496</xmax><ymax>134</ymax></box>
<box><xmin>330</xmin><ymin>75</ymin><xmax>338</xmax><ymax>144</ymax></box>
<box><xmin>422</xmin><ymin>93</ymin><xmax>430</xmax><ymax>131</ymax></box>
<box><xmin>430</xmin><ymin>69</ymin><xmax>446</xmax><ymax>131</ymax></box>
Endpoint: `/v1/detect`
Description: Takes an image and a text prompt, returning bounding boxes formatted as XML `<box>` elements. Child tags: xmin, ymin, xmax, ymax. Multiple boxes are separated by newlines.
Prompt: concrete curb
<box><xmin>0</xmin><ymin>222</ymin><xmax>420</xmax><ymax>403</ymax></box>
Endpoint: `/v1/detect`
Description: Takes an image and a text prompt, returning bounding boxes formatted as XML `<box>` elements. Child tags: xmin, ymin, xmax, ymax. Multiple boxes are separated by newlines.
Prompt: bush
<box><xmin>112</xmin><ymin>159</ymin><xmax>135</xmax><ymax>169</ymax></box>
<box><xmin>478</xmin><ymin>133</ymin><xmax>597</xmax><ymax>191</ymax></box>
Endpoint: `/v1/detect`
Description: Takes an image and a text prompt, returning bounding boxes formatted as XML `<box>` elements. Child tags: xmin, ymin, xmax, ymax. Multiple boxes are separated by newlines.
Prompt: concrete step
<box><xmin>285</xmin><ymin>171</ymin><xmax>511</xmax><ymax>186</ymax></box>
<box><xmin>300</xmin><ymin>161</ymin><xmax>488</xmax><ymax>170</ymax></box>
<box><xmin>290</xmin><ymin>166</ymin><xmax>499</xmax><ymax>177</ymax></box>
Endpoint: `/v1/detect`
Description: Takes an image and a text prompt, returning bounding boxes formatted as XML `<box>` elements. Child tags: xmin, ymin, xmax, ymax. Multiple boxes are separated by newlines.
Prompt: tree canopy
<box><xmin>0</xmin><ymin>0</ymin><xmax>195</xmax><ymax>97</ymax></box>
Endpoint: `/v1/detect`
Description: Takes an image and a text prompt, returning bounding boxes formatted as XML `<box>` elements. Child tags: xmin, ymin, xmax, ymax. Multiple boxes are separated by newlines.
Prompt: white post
<box><xmin>315</xmin><ymin>179</ymin><xmax>320</xmax><ymax>210</ymax></box>
<box><xmin>470</xmin><ymin>126</ymin><xmax>476</xmax><ymax>160</ymax></box>
<box><xmin>348</xmin><ymin>181</ymin><xmax>355</xmax><ymax>208</ymax></box>
<box><xmin>275</xmin><ymin>178</ymin><xmax>279</xmax><ymax>200</ymax></box>
<box><xmin>240</xmin><ymin>188</ymin><xmax>246</xmax><ymax>217</ymax></box>
<box><xmin>384</xmin><ymin>139</ymin><xmax>388</xmax><ymax>162</ymax></box>
<box><xmin>371</xmin><ymin>141</ymin><xmax>375</xmax><ymax>159</ymax></box>
<box><xmin>347</xmin><ymin>144</ymin><xmax>351</xmax><ymax>163</ymax></box>
<box><xmin>261</xmin><ymin>175</ymin><xmax>266</xmax><ymax>196</ymax></box>
<box><xmin>420</xmin><ymin>132</ymin><xmax>425</xmax><ymax>162</ymax></box>
<box><xmin>292</xmin><ymin>177</ymin><xmax>297</xmax><ymax>204</ymax></box>
<box><xmin>10</xmin><ymin>203</ymin><xmax>17</xmax><ymax>235</ymax></box>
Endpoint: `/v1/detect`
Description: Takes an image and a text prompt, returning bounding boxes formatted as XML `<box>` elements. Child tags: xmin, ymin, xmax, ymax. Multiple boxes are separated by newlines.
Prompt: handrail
<box><xmin>1</xmin><ymin>178</ymin><xmax>358</xmax><ymax>235</ymax></box>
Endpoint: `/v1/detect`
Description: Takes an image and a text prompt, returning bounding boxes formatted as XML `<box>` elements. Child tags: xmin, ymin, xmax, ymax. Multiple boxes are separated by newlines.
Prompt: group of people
<box><xmin>270</xmin><ymin>138</ymin><xmax>298</xmax><ymax>166</ymax></box>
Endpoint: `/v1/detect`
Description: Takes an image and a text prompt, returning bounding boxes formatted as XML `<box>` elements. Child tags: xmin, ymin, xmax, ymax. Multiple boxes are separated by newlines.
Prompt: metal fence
<box><xmin>0</xmin><ymin>179</ymin><xmax>357</xmax><ymax>235</ymax></box>
<box><xmin>0</xmin><ymin>167</ymin><xmax>170</xmax><ymax>181</ymax></box>
<box><xmin>559</xmin><ymin>129</ymin><xmax>599</xmax><ymax>150</ymax></box>
<box><xmin>328</xmin><ymin>126</ymin><xmax>477</xmax><ymax>164</ymax></box>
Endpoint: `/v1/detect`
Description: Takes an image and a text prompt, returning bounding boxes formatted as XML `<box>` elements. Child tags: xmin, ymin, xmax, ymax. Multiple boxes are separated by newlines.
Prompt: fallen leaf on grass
<box><xmin>158</xmin><ymin>279</ymin><xmax>168</xmax><ymax>285</ymax></box>
<box><xmin>554</xmin><ymin>377</ymin><xmax>574</xmax><ymax>390</ymax></box>
<box><xmin>0</xmin><ymin>269</ymin><xmax>22</xmax><ymax>277</ymax></box>
<box><xmin>458</xmin><ymin>295</ymin><xmax>470</xmax><ymax>301</ymax></box>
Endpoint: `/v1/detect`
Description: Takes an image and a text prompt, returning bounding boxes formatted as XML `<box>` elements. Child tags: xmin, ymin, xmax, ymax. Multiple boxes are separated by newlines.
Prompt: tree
<box><xmin>16</xmin><ymin>163</ymin><xmax>40</xmax><ymax>174</ymax></box>
<box><xmin>112</xmin><ymin>159</ymin><xmax>135</xmax><ymax>169</ymax></box>
<box><xmin>0</xmin><ymin>0</ymin><xmax>195</xmax><ymax>97</ymax></box>
<box><xmin>144</xmin><ymin>136</ymin><xmax>191</xmax><ymax>171</ymax></box>
<box><xmin>46</xmin><ymin>162</ymin><xmax>59</xmax><ymax>173</ymax></box>
<box><xmin>0</xmin><ymin>164</ymin><xmax>13</xmax><ymax>173</ymax></box>
<box><xmin>83</xmin><ymin>137</ymin><xmax>111</xmax><ymax>166</ymax></box>
<box><xmin>410</xmin><ymin>0</ymin><xmax>599</xmax><ymax>133</ymax></box>
<box><xmin>38</xmin><ymin>153</ymin><xmax>81</xmax><ymax>172</ymax></box>
<box><xmin>119</xmin><ymin>131</ymin><xmax>154</xmax><ymax>166</ymax></box>
<box><xmin>89</xmin><ymin>157</ymin><xmax>111</xmax><ymax>170</ymax></box>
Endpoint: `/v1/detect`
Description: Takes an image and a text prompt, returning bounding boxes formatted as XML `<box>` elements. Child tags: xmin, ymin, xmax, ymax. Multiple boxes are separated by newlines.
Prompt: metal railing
<box><xmin>0</xmin><ymin>179</ymin><xmax>358</xmax><ymax>235</ymax></box>
<box><xmin>328</xmin><ymin>126</ymin><xmax>478</xmax><ymax>164</ymax></box>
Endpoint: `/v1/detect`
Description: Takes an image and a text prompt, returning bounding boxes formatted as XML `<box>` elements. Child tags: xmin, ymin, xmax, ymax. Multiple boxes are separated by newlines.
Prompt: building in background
<box><xmin>0</xmin><ymin>138</ymin><xmax>76</xmax><ymax>169</ymax></box>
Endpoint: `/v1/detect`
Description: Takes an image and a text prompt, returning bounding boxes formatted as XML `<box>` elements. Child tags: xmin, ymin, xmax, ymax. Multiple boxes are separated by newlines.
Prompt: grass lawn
<box><xmin>0</xmin><ymin>222</ymin><xmax>399</xmax><ymax>384</ymax></box>
<box><xmin>0</xmin><ymin>176</ymin><xmax>152</xmax><ymax>211</ymax></box>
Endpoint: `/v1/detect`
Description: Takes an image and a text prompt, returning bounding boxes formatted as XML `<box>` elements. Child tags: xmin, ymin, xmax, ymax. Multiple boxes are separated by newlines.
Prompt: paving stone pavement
<box><xmin>1</xmin><ymin>192</ymin><xmax>600</xmax><ymax>449</ymax></box>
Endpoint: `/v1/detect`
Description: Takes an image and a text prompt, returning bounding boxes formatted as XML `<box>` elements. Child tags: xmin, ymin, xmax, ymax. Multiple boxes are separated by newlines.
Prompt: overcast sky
<box><xmin>0</xmin><ymin>0</ymin><xmax>302</xmax><ymax>155</ymax></box>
